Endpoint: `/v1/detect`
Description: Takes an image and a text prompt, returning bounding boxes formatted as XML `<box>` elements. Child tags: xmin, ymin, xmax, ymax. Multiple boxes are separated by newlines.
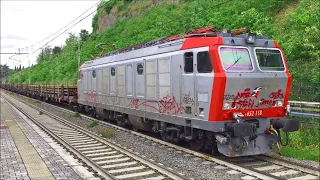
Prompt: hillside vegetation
<box><xmin>8</xmin><ymin>0</ymin><xmax>320</xmax><ymax>101</ymax></box>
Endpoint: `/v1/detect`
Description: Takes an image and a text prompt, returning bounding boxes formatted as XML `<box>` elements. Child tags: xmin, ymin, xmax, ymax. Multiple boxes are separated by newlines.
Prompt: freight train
<box><xmin>2</xmin><ymin>27</ymin><xmax>299</xmax><ymax>157</ymax></box>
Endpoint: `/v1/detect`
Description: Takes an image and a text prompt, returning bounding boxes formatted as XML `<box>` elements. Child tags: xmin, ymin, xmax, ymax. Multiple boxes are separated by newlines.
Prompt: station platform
<box><xmin>0</xmin><ymin>98</ymin><xmax>99</xmax><ymax>180</ymax></box>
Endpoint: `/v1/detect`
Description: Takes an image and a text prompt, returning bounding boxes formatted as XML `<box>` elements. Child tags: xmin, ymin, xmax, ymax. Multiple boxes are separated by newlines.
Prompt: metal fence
<box><xmin>288</xmin><ymin>101</ymin><xmax>320</xmax><ymax>119</ymax></box>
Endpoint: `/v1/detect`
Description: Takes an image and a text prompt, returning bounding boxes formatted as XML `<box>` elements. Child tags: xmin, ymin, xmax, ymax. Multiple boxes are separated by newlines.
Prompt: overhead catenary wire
<box><xmin>18</xmin><ymin>0</ymin><xmax>233</xmax><ymax>65</ymax></box>
<box><xmin>19</xmin><ymin>0</ymin><xmax>106</xmax><ymax>64</ymax></box>
<box><xmin>18</xmin><ymin>0</ymin><xmax>102</xmax><ymax>52</ymax></box>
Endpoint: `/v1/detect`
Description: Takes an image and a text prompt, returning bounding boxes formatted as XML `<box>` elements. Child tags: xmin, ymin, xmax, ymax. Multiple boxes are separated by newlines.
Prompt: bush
<box><xmin>86</xmin><ymin>120</ymin><xmax>98</xmax><ymax>128</ymax></box>
<box><xmin>98</xmin><ymin>129</ymin><xmax>116</xmax><ymax>138</ymax></box>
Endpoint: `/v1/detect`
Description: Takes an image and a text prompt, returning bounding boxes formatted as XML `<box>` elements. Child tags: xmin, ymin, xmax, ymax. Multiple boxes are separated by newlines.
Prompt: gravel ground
<box><xmin>12</xmin><ymin>93</ymin><xmax>320</xmax><ymax>179</ymax></box>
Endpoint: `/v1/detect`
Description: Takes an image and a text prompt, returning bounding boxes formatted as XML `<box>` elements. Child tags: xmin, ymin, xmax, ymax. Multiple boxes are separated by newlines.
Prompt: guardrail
<box><xmin>288</xmin><ymin>101</ymin><xmax>320</xmax><ymax>119</ymax></box>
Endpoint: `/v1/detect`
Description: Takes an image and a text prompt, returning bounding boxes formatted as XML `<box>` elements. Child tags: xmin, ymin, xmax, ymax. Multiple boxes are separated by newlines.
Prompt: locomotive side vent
<box><xmin>244</xmin><ymin>119</ymin><xmax>260</xmax><ymax>128</ymax></box>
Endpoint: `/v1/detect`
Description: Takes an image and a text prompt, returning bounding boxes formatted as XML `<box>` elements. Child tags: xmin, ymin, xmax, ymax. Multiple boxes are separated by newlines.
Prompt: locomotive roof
<box><xmin>80</xmin><ymin>29</ymin><xmax>274</xmax><ymax>70</ymax></box>
<box><xmin>80</xmin><ymin>38</ymin><xmax>185</xmax><ymax>69</ymax></box>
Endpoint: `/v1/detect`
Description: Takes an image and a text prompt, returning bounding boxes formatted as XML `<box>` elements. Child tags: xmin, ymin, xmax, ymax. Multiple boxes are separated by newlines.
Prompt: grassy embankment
<box><xmin>279</xmin><ymin>117</ymin><xmax>319</xmax><ymax>162</ymax></box>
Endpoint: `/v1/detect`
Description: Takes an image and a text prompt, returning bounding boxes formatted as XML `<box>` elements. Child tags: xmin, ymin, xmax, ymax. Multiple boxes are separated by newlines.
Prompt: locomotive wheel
<box><xmin>160</xmin><ymin>123</ymin><xmax>168</xmax><ymax>141</ymax></box>
<box><xmin>160</xmin><ymin>130</ymin><xmax>179</xmax><ymax>143</ymax></box>
<box><xmin>132</xmin><ymin>126</ymin><xmax>139</xmax><ymax>132</ymax></box>
<box><xmin>117</xmin><ymin>119</ymin><xmax>125</xmax><ymax>127</ymax></box>
<box><xmin>211</xmin><ymin>140</ymin><xmax>219</xmax><ymax>155</ymax></box>
<box><xmin>188</xmin><ymin>130</ymin><xmax>205</xmax><ymax>151</ymax></box>
<box><xmin>189</xmin><ymin>138</ymin><xmax>205</xmax><ymax>151</ymax></box>
<box><xmin>160</xmin><ymin>131</ymin><xmax>172</xmax><ymax>142</ymax></box>
<box><xmin>89</xmin><ymin>111</ymin><xmax>96</xmax><ymax>118</ymax></box>
<box><xmin>160</xmin><ymin>131</ymin><xmax>169</xmax><ymax>141</ymax></box>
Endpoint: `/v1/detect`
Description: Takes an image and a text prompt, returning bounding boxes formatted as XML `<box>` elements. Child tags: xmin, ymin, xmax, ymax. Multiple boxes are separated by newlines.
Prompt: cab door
<box><xmin>181</xmin><ymin>52</ymin><xmax>196</xmax><ymax>118</ymax></box>
<box><xmin>77</xmin><ymin>70</ymin><xmax>84</xmax><ymax>101</ymax></box>
<box><xmin>194</xmin><ymin>49</ymin><xmax>213</xmax><ymax>120</ymax></box>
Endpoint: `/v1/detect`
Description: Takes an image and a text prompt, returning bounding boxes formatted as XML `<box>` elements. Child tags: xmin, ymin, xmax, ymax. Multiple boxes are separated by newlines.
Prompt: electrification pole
<box><xmin>41</xmin><ymin>48</ymin><xmax>44</xmax><ymax>61</ymax></box>
<box><xmin>28</xmin><ymin>59</ymin><xmax>30</xmax><ymax>84</ymax></box>
<box><xmin>78</xmin><ymin>38</ymin><xmax>80</xmax><ymax>70</ymax></box>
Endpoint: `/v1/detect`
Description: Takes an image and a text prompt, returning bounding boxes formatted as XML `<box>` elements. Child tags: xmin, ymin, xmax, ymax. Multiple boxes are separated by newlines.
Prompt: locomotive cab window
<box><xmin>137</xmin><ymin>64</ymin><xmax>143</xmax><ymax>75</ymax></box>
<box><xmin>219</xmin><ymin>47</ymin><xmax>253</xmax><ymax>71</ymax></box>
<box><xmin>92</xmin><ymin>70</ymin><xmax>96</xmax><ymax>78</ymax></box>
<box><xmin>255</xmin><ymin>48</ymin><xmax>285</xmax><ymax>71</ymax></box>
<box><xmin>197</xmin><ymin>51</ymin><xmax>212</xmax><ymax>73</ymax></box>
<box><xmin>111</xmin><ymin>68</ymin><xmax>115</xmax><ymax>76</ymax></box>
<box><xmin>184</xmin><ymin>52</ymin><xmax>193</xmax><ymax>73</ymax></box>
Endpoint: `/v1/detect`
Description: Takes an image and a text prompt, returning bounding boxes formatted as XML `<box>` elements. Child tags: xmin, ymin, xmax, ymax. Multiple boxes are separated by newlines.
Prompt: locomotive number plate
<box><xmin>244</xmin><ymin>110</ymin><xmax>263</xmax><ymax>117</ymax></box>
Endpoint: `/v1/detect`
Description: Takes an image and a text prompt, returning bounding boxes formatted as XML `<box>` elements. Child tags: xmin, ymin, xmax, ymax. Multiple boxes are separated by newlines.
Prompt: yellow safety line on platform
<box><xmin>1</xmin><ymin>103</ymin><xmax>55</xmax><ymax>180</ymax></box>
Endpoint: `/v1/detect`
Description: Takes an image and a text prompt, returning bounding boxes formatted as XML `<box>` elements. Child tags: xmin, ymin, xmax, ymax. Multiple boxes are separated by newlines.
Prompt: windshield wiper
<box><xmin>227</xmin><ymin>56</ymin><xmax>242</xmax><ymax>70</ymax></box>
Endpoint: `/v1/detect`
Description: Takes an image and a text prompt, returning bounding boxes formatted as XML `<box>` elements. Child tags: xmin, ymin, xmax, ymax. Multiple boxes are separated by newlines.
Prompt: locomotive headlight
<box><xmin>224</xmin><ymin>103</ymin><xmax>231</xmax><ymax>109</ymax></box>
<box><xmin>277</xmin><ymin>100</ymin><xmax>283</xmax><ymax>107</ymax></box>
<box><xmin>246</xmin><ymin>33</ymin><xmax>256</xmax><ymax>44</ymax></box>
<box><xmin>224</xmin><ymin>102</ymin><xmax>237</xmax><ymax>109</ymax></box>
<box><xmin>224</xmin><ymin>103</ymin><xmax>236</xmax><ymax>109</ymax></box>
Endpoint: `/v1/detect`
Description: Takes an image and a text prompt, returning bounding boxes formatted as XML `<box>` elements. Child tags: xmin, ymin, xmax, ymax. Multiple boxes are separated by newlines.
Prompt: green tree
<box><xmin>52</xmin><ymin>46</ymin><xmax>62</xmax><ymax>54</ymax></box>
<box><xmin>65</xmin><ymin>33</ymin><xmax>77</xmax><ymax>46</ymax></box>
<box><xmin>0</xmin><ymin>64</ymin><xmax>13</xmax><ymax>78</ymax></box>
<box><xmin>36</xmin><ymin>46</ymin><xmax>52</xmax><ymax>63</ymax></box>
<box><xmin>79</xmin><ymin>29</ymin><xmax>90</xmax><ymax>41</ymax></box>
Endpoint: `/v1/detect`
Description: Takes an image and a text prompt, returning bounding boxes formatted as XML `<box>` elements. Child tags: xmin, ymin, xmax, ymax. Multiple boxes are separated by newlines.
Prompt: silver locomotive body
<box><xmin>77</xmin><ymin>33</ymin><xmax>298</xmax><ymax>156</ymax></box>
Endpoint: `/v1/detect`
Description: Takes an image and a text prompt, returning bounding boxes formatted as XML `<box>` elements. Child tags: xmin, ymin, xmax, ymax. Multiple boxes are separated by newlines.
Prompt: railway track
<box><xmin>219</xmin><ymin>156</ymin><xmax>319</xmax><ymax>180</ymax></box>
<box><xmin>2</xmin><ymin>90</ymin><xmax>320</xmax><ymax>180</ymax></box>
<box><xmin>1</xmin><ymin>93</ymin><xmax>186</xmax><ymax>180</ymax></box>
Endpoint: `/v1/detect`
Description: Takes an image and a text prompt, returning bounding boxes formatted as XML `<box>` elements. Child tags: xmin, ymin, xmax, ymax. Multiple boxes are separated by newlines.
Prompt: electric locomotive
<box><xmin>77</xmin><ymin>27</ymin><xmax>299</xmax><ymax>157</ymax></box>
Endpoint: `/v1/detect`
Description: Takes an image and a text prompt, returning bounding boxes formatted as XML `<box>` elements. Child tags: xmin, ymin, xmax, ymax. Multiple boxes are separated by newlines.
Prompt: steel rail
<box><xmin>258</xmin><ymin>155</ymin><xmax>320</xmax><ymax>176</ymax></box>
<box><xmin>1</xmin><ymin>92</ymin><xmax>187</xmax><ymax>180</ymax></box>
<box><xmin>1</xmin><ymin>95</ymin><xmax>115</xmax><ymax>180</ymax></box>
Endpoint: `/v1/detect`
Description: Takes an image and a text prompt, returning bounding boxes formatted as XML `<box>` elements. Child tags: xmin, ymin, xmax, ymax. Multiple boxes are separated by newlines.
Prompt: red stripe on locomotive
<box><xmin>273</xmin><ymin>40</ymin><xmax>292</xmax><ymax>109</ymax></box>
<box><xmin>180</xmin><ymin>37</ymin><xmax>226</xmax><ymax>122</ymax></box>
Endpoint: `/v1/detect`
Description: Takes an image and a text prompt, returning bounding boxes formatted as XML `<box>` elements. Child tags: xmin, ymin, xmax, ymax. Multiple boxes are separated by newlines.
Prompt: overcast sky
<box><xmin>1</xmin><ymin>0</ymin><xmax>100</xmax><ymax>69</ymax></box>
